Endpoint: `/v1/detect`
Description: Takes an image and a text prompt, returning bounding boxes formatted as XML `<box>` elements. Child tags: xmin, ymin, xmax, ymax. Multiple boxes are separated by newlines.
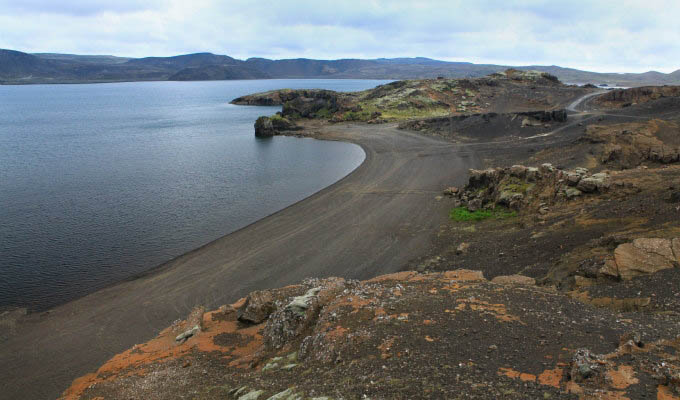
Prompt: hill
<box><xmin>2</xmin><ymin>48</ymin><xmax>680</xmax><ymax>85</ymax></box>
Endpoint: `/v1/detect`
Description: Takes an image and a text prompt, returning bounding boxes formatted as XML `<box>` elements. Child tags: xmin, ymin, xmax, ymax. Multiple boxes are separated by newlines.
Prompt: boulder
<box><xmin>540</xmin><ymin>163</ymin><xmax>555</xmax><ymax>173</ymax></box>
<box><xmin>576</xmin><ymin>177</ymin><xmax>599</xmax><ymax>193</ymax></box>
<box><xmin>254</xmin><ymin>116</ymin><xmax>275</xmax><ymax>137</ymax></box>
<box><xmin>566</xmin><ymin>173</ymin><xmax>581</xmax><ymax>186</ymax></box>
<box><xmin>564</xmin><ymin>187</ymin><xmax>582</xmax><ymax>199</ymax></box>
<box><xmin>456</xmin><ymin>242</ymin><xmax>470</xmax><ymax>255</ymax></box>
<box><xmin>238</xmin><ymin>290</ymin><xmax>277</xmax><ymax>324</ymax></box>
<box><xmin>571</xmin><ymin>349</ymin><xmax>604</xmax><ymax>382</ymax></box>
<box><xmin>510</xmin><ymin>165</ymin><xmax>528</xmax><ymax>178</ymax></box>
<box><xmin>600</xmin><ymin>238</ymin><xmax>679</xmax><ymax>280</ymax></box>
<box><xmin>443</xmin><ymin>187</ymin><xmax>459</xmax><ymax>196</ymax></box>
<box><xmin>525</xmin><ymin>167</ymin><xmax>540</xmax><ymax>181</ymax></box>
<box><xmin>254</xmin><ymin>115</ymin><xmax>301</xmax><ymax>137</ymax></box>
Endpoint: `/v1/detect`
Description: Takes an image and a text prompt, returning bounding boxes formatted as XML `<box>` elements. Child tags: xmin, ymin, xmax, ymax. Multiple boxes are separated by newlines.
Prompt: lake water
<box><xmin>0</xmin><ymin>79</ymin><xmax>387</xmax><ymax>312</ymax></box>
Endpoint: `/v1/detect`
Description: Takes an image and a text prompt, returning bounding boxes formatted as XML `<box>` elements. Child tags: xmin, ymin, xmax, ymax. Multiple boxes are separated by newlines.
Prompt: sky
<box><xmin>0</xmin><ymin>0</ymin><xmax>678</xmax><ymax>73</ymax></box>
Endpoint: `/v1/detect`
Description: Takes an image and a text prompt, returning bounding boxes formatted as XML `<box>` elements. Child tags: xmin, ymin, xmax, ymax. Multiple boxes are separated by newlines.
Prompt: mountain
<box><xmin>126</xmin><ymin>52</ymin><xmax>238</xmax><ymax>69</ymax></box>
<box><xmin>2</xmin><ymin>48</ymin><xmax>680</xmax><ymax>86</ymax></box>
<box><xmin>168</xmin><ymin>64</ymin><xmax>270</xmax><ymax>80</ymax></box>
<box><xmin>0</xmin><ymin>49</ymin><xmax>65</xmax><ymax>80</ymax></box>
<box><xmin>32</xmin><ymin>53</ymin><xmax>131</xmax><ymax>64</ymax></box>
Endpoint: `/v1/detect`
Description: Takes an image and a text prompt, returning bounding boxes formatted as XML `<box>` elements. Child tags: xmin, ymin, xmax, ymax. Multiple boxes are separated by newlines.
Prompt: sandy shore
<box><xmin>0</xmin><ymin>122</ymin><xmax>479</xmax><ymax>399</ymax></box>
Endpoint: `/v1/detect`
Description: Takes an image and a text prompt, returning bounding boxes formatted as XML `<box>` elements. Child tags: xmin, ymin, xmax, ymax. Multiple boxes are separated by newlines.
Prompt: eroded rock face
<box><xmin>262</xmin><ymin>277</ymin><xmax>348</xmax><ymax>350</ymax></box>
<box><xmin>62</xmin><ymin>269</ymin><xmax>680</xmax><ymax>400</ymax></box>
<box><xmin>600</xmin><ymin>238</ymin><xmax>680</xmax><ymax>280</ymax></box>
<box><xmin>582</xmin><ymin>121</ymin><xmax>680</xmax><ymax>168</ymax></box>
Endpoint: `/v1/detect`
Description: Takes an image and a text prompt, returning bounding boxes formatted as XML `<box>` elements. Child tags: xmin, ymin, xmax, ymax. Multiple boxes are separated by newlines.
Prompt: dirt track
<box><xmin>0</xmin><ymin>123</ymin><xmax>480</xmax><ymax>399</ymax></box>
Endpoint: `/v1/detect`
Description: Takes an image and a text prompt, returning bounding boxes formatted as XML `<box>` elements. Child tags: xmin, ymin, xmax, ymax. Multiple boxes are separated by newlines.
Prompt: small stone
<box><xmin>564</xmin><ymin>187</ymin><xmax>582</xmax><ymax>199</ymax></box>
<box><xmin>175</xmin><ymin>325</ymin><xmax>200</xmax><ymax>343</ymax></box>
<box><xmin>456</xmin><ymin>242</ymin><xmax>470</xmax><ymax>255</ymax></box>
<box><xmin>239</xmin><ymin>390</ymin><xmax>264</xmax><ymax>400</ymax></box>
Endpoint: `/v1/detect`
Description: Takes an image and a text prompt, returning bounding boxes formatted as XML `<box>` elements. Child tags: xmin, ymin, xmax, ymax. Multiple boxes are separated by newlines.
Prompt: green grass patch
<box><xmin>314</xmin><ymin>107</ymin><xmax>332</xmax><ymax>118</ymax></box>
<box><xmin>449</xmin><ymin>206</ymin><xmax>517</xmax><ymax>222</ymax></box>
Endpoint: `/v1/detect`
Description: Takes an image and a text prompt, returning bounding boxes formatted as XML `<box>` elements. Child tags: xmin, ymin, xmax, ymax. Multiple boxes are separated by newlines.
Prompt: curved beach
<box><xmin>0</xmin><ymin>122</ymin><xmax>478</xmax><ymax>399</ymax></box>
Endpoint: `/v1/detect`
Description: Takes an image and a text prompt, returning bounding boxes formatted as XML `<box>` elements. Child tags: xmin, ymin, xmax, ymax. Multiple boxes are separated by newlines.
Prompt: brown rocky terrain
<box><xmin>593</xmin><ymin>86</ymin><xmax>680</xmax><ymax>109</ymax></box>
<box><xmin>47</xmin><ymin>74</ymin><xmax>680</xmax><ymax>400</ymax></box>
<box><xmin>61</xmin><ymin>270</ymin><xmax>680</xmax><ymax>400</ymax></box>
<box><xmin>397</xmin><ymin>109</ymin><xmax>568</xmax><ymax>143</ymax></box>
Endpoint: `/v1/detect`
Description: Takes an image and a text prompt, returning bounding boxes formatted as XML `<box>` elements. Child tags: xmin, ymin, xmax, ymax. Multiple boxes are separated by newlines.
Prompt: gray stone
<box><xmin>175</xmin><ymin>325</ymin><xmax>200</xmax><ymax>342</ymax></box>
<box><xmin>287</xmin><ymin>287</ymin><xmax>322</xmax><ymax>316</ymax></box>
<box><xmin>566</xmin><ymin>173</ymin><xmax>581</xmax><ymax>186</ymax></box>
<box><xmin>239</xmin><ymin>390</ymin><xmax>264</xmax><ymax>400</ymax></box>
<box><xmin>576</xmin><ymin>177</ymin><xmax>599</xmax><ymax>193</ymax></box>
<box><xmin>267</xmin><ymin>388</ymin><xmax>303</xmax><ymax>400</ymax></box>
<box><xmin>564</xmin><ymin>188</ymin><xmax>582</xmax><ymax>199</ymax></box>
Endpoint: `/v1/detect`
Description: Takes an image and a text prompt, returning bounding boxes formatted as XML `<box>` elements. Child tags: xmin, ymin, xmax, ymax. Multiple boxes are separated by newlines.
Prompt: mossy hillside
<box><xmin>235</xmin><ymin>69</ymin><xmax>574</xmax><ymax>123</ymax></box>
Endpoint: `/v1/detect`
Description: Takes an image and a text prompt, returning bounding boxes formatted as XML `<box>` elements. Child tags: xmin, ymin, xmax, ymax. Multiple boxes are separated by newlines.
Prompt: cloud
<box><xmin>0</xmin><ymin>0</ymin><xmax>678</xmax><ymax>73</ymax></box>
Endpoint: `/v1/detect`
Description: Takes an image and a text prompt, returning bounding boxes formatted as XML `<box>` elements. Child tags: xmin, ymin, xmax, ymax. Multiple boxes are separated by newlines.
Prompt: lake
<box><xmin>0</xmin><ymin>79</ymin><xmax>387</xmax><ymax>311</ymax></box>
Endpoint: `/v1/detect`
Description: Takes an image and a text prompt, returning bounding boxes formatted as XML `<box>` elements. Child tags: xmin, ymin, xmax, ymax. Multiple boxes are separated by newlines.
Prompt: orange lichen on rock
<box><xmin>537</xmin><ymin>367</ymin><xmax>564</xmax><ymax>387</ymax></box>
<box><xmin>378</xmin><ymin>337</ymin><xmax>396</xmax><ymax>359</ymax></box>
<box><xmin>607</xmin><ymin>365</ymin><xmax>639</xmax><ymax>390</ymax></box>
<box><xmin>60</xmin><ymin>302</ymin><xmax>265</xmax><ymax>399</ymax></box>
<box><xmin>658</xmin><ymin>385</ymin><xmax>680</xmax><ymax>400</ymax></box>
<box><xmin>498</xmin><ymin>367</ymin><xmax>536</xmax><ymax>382</ymax></box>
<box><xmin>326</xmin><ymin>325</ymin><xmax>349</xmax><ymax>341</ymax></box>
<box><xmin>455</xmin><ymin>298</ymin><xmax>523</xmax><ymax>323</ymax></box>
<box><xmin>500</xmin><ymin>367</ymin><xmax>564</xmax><ymax>389</ymax></box>
<box><xmin>366</xmin><ymin>271</ymin><xmax>418</xmax><ymax>282</ymax></box>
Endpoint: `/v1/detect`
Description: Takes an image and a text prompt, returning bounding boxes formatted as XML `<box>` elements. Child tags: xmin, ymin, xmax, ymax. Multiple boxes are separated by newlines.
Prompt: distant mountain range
<box><xmin>1</xmin><ymin>48</ymin><xmax>679</xmax><ymax>86</ymax></box>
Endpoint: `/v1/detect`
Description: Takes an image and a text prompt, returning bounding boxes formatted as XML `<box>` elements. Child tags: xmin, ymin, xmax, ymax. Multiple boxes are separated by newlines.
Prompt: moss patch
<box><xmin>449</xmin><ymin>207</ymin><xmax>518</xmax><ymax>222</ymax></box>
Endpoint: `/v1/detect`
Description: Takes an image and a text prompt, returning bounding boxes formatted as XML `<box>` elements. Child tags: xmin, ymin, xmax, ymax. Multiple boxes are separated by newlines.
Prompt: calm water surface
<box><xmin>0</xmin><ymin>79</ymin><xmax>387</xmax><ymax>311</ymax></box>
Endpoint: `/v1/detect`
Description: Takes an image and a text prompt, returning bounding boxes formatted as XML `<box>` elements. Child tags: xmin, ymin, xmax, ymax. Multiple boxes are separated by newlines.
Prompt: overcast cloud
<box><xmin>0</xmin><ymin>0</ymin><xmax>678</xmax><ymax>73</ymax></box>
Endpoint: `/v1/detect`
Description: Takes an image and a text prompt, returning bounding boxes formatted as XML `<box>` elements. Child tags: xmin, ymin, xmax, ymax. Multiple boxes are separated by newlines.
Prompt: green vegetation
<box><xmin>449</xmin><ymin>206</ymin><xmax>517</xmax><ymax>222</ymax></box>
<box><xmin>314</xmin><ymin>107</ymin><xmax>332</xmax><ymax>118</ymax></box>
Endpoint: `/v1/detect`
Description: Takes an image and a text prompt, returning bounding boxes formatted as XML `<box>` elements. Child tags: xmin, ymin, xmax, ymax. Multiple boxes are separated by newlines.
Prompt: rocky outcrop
<box><xmin>254</xmin><ymin>115</ymin><xmax>302</xmax><ymax>137</ymax></box>
<box><xmin>582</xmin><ymin>121</ymin><xmax>680</xmax><ymax>168</ymax></box>
<box><xmin>593</xmin><ymin>85</ymin><xmax>680</xmax><ymax>108</ymax></box>
<box><xmin>599</xmin><ymin>238</ymin><xmax>680</xmax><ymax>280</ymax></box>
<box><xmin>233</xmin><ymin>89</ymin><xmax>345</xmax><ymax>120</ymax></box>
<box><xmin>62</xmin><ymin>269</ymin><xmax>680</xmax><ymax>400</ymax></box>
<box><xmin>280</xmin><ymin>90</ymin><xmax>342</xmax><ymax>119</ymax></box>
<box><xmin>445</xmin><ymin>163</ymin><xmax>611</xmax><ymax>212</ymax></box>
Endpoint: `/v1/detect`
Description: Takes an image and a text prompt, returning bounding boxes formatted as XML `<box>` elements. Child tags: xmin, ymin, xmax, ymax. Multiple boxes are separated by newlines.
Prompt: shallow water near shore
<box><xmin>0</xmin><ymin>79</ymin><xmax>386</xmax><ymax>312</ymax></box>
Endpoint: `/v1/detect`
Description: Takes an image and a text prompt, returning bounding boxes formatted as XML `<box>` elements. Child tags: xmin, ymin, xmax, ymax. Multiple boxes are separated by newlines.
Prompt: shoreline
<box><xmin>0</xmin><ymin>121</ymin><xmax>478</xmax><ymax>400</ymax></box>
<box><xmin>119</xmin><ymin>134</ymin><xmax>369</xmax><ymax>289</ymax></box>
<box><xmin>0</xmin><ymin>135</ymin><xmax>367</xmax><ymax>314</ymax></box>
